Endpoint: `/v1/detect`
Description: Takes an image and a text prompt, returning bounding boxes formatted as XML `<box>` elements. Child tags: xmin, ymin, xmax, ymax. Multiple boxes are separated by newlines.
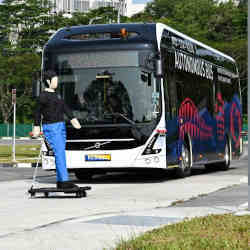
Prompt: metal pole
<box><xmin>117</xmin><ymin>0</ymin><xmax>124</xmax><ymax>23</ymax></box>
<box><xmin>12</xmin><ymin>102</ymin><xmax>16</xmax><ymax>162</ymax></box>
<box><xmin>12</xmin><ymin>89</ymin><xmax>16</xmax><ymax>163</ymax></box>
<box><xmin>117</xmin><ymin>0</ymin><xmax>123</xmax><ymax>23</ymax></box>
<box><xmin>117</xmin><ymin>7</ymin><xmax>120</xmax><ymax>23</ymax></box>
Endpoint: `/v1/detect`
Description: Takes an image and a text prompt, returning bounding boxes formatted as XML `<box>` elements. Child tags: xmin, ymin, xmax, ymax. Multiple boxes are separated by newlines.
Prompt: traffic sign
<box><xmin>12</xmin><ymin>89</ymin><xmax>16</xmax><ymax>105</ymax></box>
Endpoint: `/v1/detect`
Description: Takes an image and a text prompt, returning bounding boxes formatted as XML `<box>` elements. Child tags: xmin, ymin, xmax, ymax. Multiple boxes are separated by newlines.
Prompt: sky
<box><xmin>132</xmin><ymin>0</ymin><xmax>152</xmax><ymax>3</ymax></box>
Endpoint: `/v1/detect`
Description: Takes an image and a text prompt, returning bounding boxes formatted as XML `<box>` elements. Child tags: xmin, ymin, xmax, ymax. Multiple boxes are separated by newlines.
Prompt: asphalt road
<box><xmin>0</xmin><ymin>145</ymin><xmax>247</xmax><ymax>183</ymax></box>
<box><xmin>0</xmin><ymin>145</ymin><xmax>248</xmax><ymax>250</ymax></box>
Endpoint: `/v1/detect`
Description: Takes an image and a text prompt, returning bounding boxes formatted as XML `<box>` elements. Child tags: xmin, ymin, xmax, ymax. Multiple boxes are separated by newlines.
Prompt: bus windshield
<box><xmin>49</xmin><ymin>51</ymin><xmax>161</xmax><ymax>125</ymax></box>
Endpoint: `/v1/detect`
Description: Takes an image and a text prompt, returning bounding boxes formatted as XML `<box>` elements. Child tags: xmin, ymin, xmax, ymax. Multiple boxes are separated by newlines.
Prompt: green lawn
<box><xmin>0</xmin><ymin>144</ymin><xmax>41</xmax><ymax>163</ymax></box>
<box><xmin>113</xmin><ymin>214</ymin><xmax>250</xmax><ymax>250</ymax></box>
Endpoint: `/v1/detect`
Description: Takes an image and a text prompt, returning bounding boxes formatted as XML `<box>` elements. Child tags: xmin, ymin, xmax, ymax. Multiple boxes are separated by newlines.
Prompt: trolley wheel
<box><xmin>80</xmin><ymin>190</ymin><xmax>86</xmax><ymax>197</ymax></box>
<box><xmin>76</xmin><ymin>189</ymin><xmax>87</xmax><ymax>198</ymax></box>
<box><xmin>30</xmin><ymin>191</ymin><xmax>35</xmax><ymax>198</ymax></box>
<box><xmin>76</xmin><ymin>191</ymin><xmax>82</xmax><ymax>198</ymax></box>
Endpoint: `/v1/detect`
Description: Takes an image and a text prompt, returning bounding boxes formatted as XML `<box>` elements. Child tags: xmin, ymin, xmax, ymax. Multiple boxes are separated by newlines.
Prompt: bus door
<box><xmin>163</xmin><ymin>71</ymin><xmax>179</xmax><ymax>165</ymax></box>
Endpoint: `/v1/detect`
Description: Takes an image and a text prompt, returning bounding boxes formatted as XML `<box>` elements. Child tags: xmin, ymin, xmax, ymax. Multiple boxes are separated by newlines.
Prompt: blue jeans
<box><xmin>42</xmin><ymin>122</ymin><xmax>69</xmax><ymax>182</ymax></box>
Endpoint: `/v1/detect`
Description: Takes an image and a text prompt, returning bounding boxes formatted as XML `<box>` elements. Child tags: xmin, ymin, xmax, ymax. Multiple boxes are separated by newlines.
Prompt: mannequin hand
<box><xmin>71</xmin><ymin>118</ymin><xmax>81</xmax><ymax>129</ymax></box>
<box><xmin>32</xmin><ymin>126</ymin><xmax>40</xmax><ymax>138</ymax></box>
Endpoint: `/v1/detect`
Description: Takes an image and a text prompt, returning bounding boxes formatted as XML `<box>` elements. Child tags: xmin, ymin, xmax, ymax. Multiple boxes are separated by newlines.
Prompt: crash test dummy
<box><xmin>33</xmin><ymin>70</ymin><xmax>81</xmax><ymax>189</ymax></box>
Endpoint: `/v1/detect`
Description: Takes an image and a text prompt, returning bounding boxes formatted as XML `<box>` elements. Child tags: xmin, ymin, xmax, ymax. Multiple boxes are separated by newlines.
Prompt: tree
<box><xmin>133</xmin><ymin>0</ymin><xmax>247</xmax><ymax>113</ymax></box>
<box><xmin>0</xmin><ymin>1</ymin><xmax>129</xmax><ymax>123</ymax></box>
<box><xmin>143</xmin><ymin>0</ymin><xmax>185</xmax><ymax>20</ymax></box>
<box><xmin>85</xmin><ymin>6</ymin><xmax>126</xmax><ymax>24</ymax></box>
<box><xmin>0</xmin><ymin>0</ymin><xmax>55</xmax><ymax>123</ymax></box>
<box><xmin>66</xmin><ymin>6</ymin><xmax>128</xmax><ymax>26</ymax></box>
<box><xmin>0</xmin><ymin>0</ymin><xmax>58</xmax><ymax>52</ymax></box>
<box><xmin>66</xmin><ymin>11</ymin><xmax>89</xmax><ymax>26</ymax></box>
<box><xmin>159</xmin><ymin>0</ymin><xmax>217</xmax><ymax>43</ymax></box>
<box><xmin>238</xmin><ymin>0</ymin><xmax>247</xmax><ymax>8</ymax></box>
<box><xmin>206</xmin><ymin>0</ymin><xmax>247</xmax><ymax>42</ymax></box>
<box><xmin>0</xmin><ymin>53</ymin><xmax>41</xmax><ymax>123</ymax></box>
<box><xmin>206</xmin><ymin>1</ymin><xmax>247</xmax><ymax>113</ymax></box>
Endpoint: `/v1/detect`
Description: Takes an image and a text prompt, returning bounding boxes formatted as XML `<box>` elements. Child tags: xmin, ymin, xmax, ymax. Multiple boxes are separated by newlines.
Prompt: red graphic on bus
<box><xmin>215</xmin><ymin>92</ymin><xmax>225</xmax><ymax>141</ymax></box>
<box><xmin>230</xmin><ymin>102</ymin><xmax>242</xmax><ymax>148</ymax></box>
<box><xmin>178</xmin><ymin>98</ymin><xmax>212</xmax><ymax>140</ymax></box>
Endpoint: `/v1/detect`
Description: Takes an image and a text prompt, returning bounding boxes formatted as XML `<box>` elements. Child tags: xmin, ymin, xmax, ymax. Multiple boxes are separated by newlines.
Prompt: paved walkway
<box><xmin>0</xmin><ymin>181</ymin><xmax>248</xmax><ymax>250</ymax></box>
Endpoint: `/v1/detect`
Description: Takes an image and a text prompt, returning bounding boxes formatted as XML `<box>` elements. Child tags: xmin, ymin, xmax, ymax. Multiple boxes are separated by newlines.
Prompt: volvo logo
<box><xmin>84</xmin><ymin>141</ymin><xmax>111</xmax><ymax>150</ymax></box>
<box><xmin>94</xmin><ymin>142</ymin><xmax>101</xmax><ymax>149</ymax></box>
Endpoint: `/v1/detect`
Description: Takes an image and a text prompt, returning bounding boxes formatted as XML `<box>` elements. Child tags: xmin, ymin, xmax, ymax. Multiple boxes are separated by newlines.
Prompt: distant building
<box><xmin>0</xmin><ymin>0</ymin><xmax>150</xmax><ymax>17</ymax></box>
<box><xmin>50</xmin><ymin>0</ymin><xmax>126</xmax><ymax>16</ymax></box>
<box><xmin>50</xmin><ymin>0</ymin><xmax>154</xmax><ymax>17</ymax></box>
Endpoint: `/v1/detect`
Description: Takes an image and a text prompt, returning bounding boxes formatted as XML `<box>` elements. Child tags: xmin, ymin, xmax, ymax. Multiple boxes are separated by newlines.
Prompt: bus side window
<box><xmin>163</xmin><ymin>74</ymin><xmax>177</xmax><ymax>120</ymax></box>
<box><xmin>176</xmin><ymin>81</ymin><xmax>184</xmax><ymax>108</ymax></box>
<box><xmin>197</xmin><ymin>80</ymin><xmax>213</xmax><ymax>114</ymax></box>
<box><xmin>163</xmin><ymin>82</ymin><xmax>171</xmax><ymax>120</ymax></box>
<box><xmin>220</xmin><ymin>81</ymin><xmax>234</xmax><ymax>103</ymax></box>
<box><xmin>167</xmin><ymin>73</ymin><xmax>178</xmax><ymax>118</ymax></box>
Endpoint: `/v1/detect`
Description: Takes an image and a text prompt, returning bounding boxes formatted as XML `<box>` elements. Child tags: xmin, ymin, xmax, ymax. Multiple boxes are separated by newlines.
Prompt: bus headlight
<box><xmin>142</xmin><ymin>133</ymin><xmax>163</xmax><ymax>155</ymax></box>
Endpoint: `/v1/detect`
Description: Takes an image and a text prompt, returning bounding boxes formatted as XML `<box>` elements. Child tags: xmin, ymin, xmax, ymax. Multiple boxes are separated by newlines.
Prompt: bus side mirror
<box><xmin>32</xmin><ymin>72</ymin><xmax>41</xmax><ymax>98</ymax></box>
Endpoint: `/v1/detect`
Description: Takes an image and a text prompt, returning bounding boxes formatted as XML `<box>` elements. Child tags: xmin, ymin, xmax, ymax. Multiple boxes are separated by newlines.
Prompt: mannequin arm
<box><xmin>70</xmin><ymin>118</ymin><xmax>81</xmax><ymax>129</ymax></box>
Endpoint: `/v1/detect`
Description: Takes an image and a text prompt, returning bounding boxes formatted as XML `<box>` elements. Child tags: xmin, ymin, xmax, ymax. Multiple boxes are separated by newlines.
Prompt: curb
<box><xmin>16</xmin><ymin>163</ymin><xmax>33</xmax><ymax>168</ymax></box>
<box><xmin>0</xmin><ymin>163</ymin><xmax>13</xmax><ymax>167</ymax></box>
<box><xmin>0</xmin><ymin>163</ymin><xmax>40</xmax><ymax>168</ymax></box>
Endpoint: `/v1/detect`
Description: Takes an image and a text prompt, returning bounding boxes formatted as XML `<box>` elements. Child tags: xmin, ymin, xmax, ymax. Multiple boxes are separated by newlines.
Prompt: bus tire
<box><xmin>74</xmin><ymin>170</ymin><xmax>93</xmax><ymax>181</ymax></box>
<box><xmin>175</xmin><ymin>141</ymin><xmax>191</xmax><ymax>178</ymax></box>
<box><xmin>218</xmin><ymin>138</ymin><xmax>231</xmax><ymax>171</ymax></box>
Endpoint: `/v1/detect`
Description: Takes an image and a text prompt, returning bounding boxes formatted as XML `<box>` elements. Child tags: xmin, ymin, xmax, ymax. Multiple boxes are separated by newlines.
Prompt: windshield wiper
<box><xmin>106</xmin><ymin>112</ymin><xmax>144</xmax><ymax>141</ymax></box>
<box><xmin>113</xmin><ymin>112</ymin><xmax>135</xmax><ymax>125</ymax></box>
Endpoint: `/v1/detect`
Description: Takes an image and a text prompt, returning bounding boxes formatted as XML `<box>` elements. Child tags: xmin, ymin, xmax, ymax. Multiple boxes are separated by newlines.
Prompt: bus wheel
<box><xmin>74</xmin><ymin>170</ymin><xmax>93</xmax><ymax>181</ymax></box>
<box><xmin>175</xmin><ymin>142</ymin><xmax>191</xmax><ymax>178</ymax></box>
<box><xmin>219</xmin><ymin>139</ymin><xmax>231</xmax><ymax>171</ymax></box>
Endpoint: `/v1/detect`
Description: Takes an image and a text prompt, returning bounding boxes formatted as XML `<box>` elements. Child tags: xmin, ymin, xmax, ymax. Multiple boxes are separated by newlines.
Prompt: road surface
<box><xmin>0</xmin><ymin>145</ymin><xmax>248</xmax><ymax>250</ymax></box>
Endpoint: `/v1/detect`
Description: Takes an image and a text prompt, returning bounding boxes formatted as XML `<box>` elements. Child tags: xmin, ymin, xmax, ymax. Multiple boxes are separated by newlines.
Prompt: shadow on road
<box><xmin>36</xmin><ymin>166</ymin><xmax>239</xmax><ymax>185</ymax></box>
<box><xmin>0</xmin><ymin>162</ymin><xmax>243</xmax><ymax>185</ymax></box>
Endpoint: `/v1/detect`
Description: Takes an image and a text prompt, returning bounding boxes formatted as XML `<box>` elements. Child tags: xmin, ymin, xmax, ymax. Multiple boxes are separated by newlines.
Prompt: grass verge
<box><xmin>0</xmin><ymin>144</ymin><xmax>41</xmax><ymax>163</ymax></box>
<box><xmin>113</xmin><ymin>214</ymin><xmax>250</xmax><ymax>250</ymax></box>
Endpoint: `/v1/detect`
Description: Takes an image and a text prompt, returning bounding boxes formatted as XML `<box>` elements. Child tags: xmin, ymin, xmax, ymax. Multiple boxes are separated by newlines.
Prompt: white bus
<box><xmin>36</xmin><ymin>23</ymin><xmax>242</xmax><ymax>180</ymax></box>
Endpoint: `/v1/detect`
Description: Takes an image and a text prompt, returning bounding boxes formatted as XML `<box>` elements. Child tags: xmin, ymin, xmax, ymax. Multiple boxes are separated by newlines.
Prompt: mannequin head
<box><xmin>44</xmin><ymin>70</ymin><xmax>58</xmax><ymax>91</ymax></box>
<box><xmin>49</xmin><ymin>76</ymin><xmax>58</xmax><ymax>90</ymax></box>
